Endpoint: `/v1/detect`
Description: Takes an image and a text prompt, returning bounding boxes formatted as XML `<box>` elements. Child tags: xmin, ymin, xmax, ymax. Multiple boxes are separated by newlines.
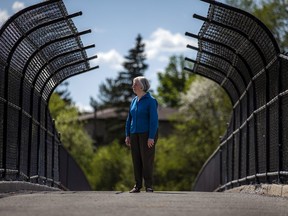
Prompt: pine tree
<box><xmin>93</xmin><ymin>34</ymin><xmax>148</xmax><ymax>145</ymax></box>
<box><xmin>99</xmin><ymin>34</ymin><xmax>148</xmax><ymax>108</ymax></box>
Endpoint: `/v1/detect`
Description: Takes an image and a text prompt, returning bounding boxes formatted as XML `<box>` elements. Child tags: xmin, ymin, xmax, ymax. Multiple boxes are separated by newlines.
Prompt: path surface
<box><xmin>0</xmin><ymin>191</ymin><xmax>288</xmax><ymax>216</ymax></box>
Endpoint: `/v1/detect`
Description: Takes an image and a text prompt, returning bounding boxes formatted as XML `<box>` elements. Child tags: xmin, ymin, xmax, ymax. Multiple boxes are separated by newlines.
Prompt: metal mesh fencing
<box><xmin>186</xmin><ymin>0</ymin><xmax>288</xmax><ymax>191</ymax></box>
<box><xmin>0</xmin><ymin>0</ymin><xmax>98</xmax><ymax>188</ymax></box>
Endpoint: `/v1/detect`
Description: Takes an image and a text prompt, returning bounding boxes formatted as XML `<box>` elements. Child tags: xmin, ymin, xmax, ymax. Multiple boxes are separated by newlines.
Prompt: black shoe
<box><xmin>146</xmin><ymin>187</ymin><xmax>153</xmax><ymax>192</ymax></box>
<box><xmin>129</xmin><ymin>186</ymin><xmax>141</xmax><ymax>193</ymax></box>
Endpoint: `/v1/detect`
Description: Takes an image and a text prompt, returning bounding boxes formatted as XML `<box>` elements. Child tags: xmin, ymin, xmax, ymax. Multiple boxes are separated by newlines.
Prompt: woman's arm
<box><xmin>148</xmin><ymin>98</ymin><xmax>158</xmax><ymax>140</ymax></box>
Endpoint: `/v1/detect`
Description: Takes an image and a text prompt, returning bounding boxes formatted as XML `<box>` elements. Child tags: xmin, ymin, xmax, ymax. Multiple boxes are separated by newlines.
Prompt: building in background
<box><xmin>78</xmin><ymin>106</ymin><xmax>178</xmax><ymax>147</ymax></box>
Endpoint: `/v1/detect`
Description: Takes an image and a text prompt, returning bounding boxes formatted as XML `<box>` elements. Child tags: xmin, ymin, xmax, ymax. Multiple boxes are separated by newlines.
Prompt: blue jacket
<box><xmin>125</xmin><ymin>92</ymin><xmax>158</xmax><ymax>139</ymax></box>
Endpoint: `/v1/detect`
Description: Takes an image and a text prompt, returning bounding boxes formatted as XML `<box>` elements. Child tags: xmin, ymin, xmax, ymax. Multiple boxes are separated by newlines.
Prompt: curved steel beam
<box><xmin>47</xmin><ymin>65</ymin><xmax>100</xmax><ymax>102</ymax></box>
<box><xmin>185</xmin><ymin>32</ymin><xmax>253</xmax><ymax>80</ymax></box>
<box><xmin>185</xmin><ymin>57</ymin><xmax>240</xmax><ymax>102</ymax></box>
<box><xmin>26</xmin><ymin>54</ymin><xmax>96</xmax><ymax>179</ymax></box>
<box><xmin>21</xmin><ymin>29</ymin><xmax>91</xmax><ymax>86</ymax></box>
<box><xmin>15</xmin><ymin>30</ymin><xmax>91</xmax><ymax>179</ymax></box>
<box><xmin>184</xmin><ymin>66</ymin><xmax>234</xmax><ymax>104</ymax></box>
<box><xmin>1</xmin><ymin>0</ymin><xmax>62</xmax><ymax>178</ymax></box>
<box><xmin>4</xmin><ymin>11</ymin><xmax>82</xmax><ymax>77</ymax></box>
<box><xmin>193</xmin><ymin>14</ymin><xmax>267</xmax><ymax>67</ymax></box>
<box><xmin>186</xmin><ymin>45</ymin><xmax>247</xmax><ymax>144</ymax></box>
<box><xmin>39</xmin><ymin>55</ymin><xmax>98</xmax><ymax>97</ymax></box>
<box><xmin>200</xmin><ymin>0</ymin><xmax>280</xmax><ymax>54</ymax></box>
<box><xmin>32</xmin><ymin>44</ymin><xmax>95</xmax><ymax>89</ymax></box>
<box><xmin>187</xmin><ymin>44</ymin><xmax>247</xmax><ymax>89</ymax></box>
<box><xmin>0</xmin><ymin>0</ymin><xmax>61</xmax><ymax>36</ymax></box>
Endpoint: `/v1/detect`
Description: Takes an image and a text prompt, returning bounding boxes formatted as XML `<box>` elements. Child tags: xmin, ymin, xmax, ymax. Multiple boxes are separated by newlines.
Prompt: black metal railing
<box><xmin>185</xmin><ymin>0</ymin><xmax>288</xmax><ymax>191</ymax></box>
<box><xmin>0</xmin><ymin>0</ymin><xmax>98</xmax><ymax>189</ymax></box>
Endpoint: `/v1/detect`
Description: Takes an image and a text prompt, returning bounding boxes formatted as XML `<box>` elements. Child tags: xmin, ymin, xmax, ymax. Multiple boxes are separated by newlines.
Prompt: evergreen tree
<box><xmin>99</xmin><ymin>34</ymin><xmax>148</xmax><ymax>108</ymax></box>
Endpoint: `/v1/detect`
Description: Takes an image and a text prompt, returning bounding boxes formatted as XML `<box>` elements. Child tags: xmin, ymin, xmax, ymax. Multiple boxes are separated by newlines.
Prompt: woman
<box><xmin>125</xmin><ymin>76</ymin><xmax>158</xmax><ymax>193</ymax></box>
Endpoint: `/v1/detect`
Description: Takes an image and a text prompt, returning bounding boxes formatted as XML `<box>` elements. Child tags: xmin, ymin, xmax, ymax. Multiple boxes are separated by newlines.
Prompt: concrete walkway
<box><xmin>0</xmin><ymin>190</ymin><xmax>288</xmax><ymax>216</ymax></box>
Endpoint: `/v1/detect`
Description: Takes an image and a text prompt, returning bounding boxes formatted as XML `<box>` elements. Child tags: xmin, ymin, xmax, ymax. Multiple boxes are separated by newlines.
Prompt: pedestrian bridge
<box><xmin>0</xmin><ymin>0</ymin><xmax>288</xmax><ymax>193</ymax></box>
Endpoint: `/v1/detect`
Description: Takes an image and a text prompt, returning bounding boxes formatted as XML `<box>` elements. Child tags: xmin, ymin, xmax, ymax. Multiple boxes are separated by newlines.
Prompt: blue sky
<box><xmin>0</xmin><ymin>0</ymin><xmax>224</xmax><ymax>111</ymax></box>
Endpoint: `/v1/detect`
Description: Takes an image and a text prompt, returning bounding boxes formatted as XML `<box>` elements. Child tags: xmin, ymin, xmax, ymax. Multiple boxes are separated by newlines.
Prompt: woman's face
<box><xmin>132</xmin><ymin>79</ymin><xmax>142</xmax><ymax>94</ymax></box>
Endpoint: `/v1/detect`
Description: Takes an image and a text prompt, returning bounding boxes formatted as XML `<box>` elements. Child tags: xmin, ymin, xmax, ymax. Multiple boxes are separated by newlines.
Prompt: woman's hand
<box><xmin>125</xmin><ymin>136</ymin><xmax>131</xmax><ymax>147</ymax></box>
<box><xmin>147</xmin><ymin>138</ymin><xmax>154</xmax><ymax>148</ymax></box>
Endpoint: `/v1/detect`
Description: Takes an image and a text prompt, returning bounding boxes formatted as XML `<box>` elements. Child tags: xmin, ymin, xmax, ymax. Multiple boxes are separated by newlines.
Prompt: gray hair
<box><xmin>134</xmin><ymin>76</ymin><xmax>150</xmax><ymax>92</ymax></box>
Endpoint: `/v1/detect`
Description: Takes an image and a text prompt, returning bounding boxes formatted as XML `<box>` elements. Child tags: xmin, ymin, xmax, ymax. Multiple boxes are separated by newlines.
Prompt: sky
<box><xmin>0</xmin><ymin>0</ymin><xmax>225</xmax><ymax>111</ymax></box>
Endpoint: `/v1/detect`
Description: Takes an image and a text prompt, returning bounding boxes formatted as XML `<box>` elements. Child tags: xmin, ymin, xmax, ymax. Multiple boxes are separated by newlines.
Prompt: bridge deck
<box><xmin>0</xmin><ymin>190</ymin><xmax>287</xmax><ymax>216</ymax></box>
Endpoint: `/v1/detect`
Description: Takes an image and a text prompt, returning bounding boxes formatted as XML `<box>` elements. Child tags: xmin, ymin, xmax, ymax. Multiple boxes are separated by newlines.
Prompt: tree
<box><xmin>49</xmin><ymin>93</ymin><xmax>94</xmax><ymax>176</ymax></box>
<box><xmin>154</xmin><ymin>76</ymin><xmax>232</xmax><ymax>190</ymax></box>
<box><xmin>98</xmin><ymin>34</ymin><xmax>148</xmax><ymax>108</ymax></box>
<box><xmin>87</xmin><ymin>140</ymin><xmax>134</xmax><ymax>191</ymax></box>
<box><xmin>54</xmin><ymin>82</ymin><xmax>72</xmax><ymax>105</ymax></box>
<box><xmin>156</xmin><ymin>55</ymin><xmax>194</xmax><ymax>108</ymax></box>
<box><xmin>226</xmin><ymin>0</ymin><xmax>256</xmax><ymax>13</ymax></box>
<box><xmin>226</xmin><ymin>0</ymin><xmax>288</xmax><ymax>51</ymax></box>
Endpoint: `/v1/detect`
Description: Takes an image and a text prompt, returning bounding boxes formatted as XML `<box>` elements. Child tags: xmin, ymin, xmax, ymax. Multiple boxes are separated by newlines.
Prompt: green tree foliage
<box><xmin>98</xmin><ymin>34</ymin><xmax>148</xmax><ymax>108</ymax></box>
<box><xmin>226</xmin><ymin>0</ymin><xmax>256</xmax><ymax>13</ymax></box>
<box><xmin>154</xmin><ymin>76</ymin><xmax>232</xmax><ymax>190</ymax></box>
<box><xmin>49</xmin><ymin>93</ymin><xmax>94</xmax><ymax>176</ymax></box>
<box><xmin>87</xmin><ymin>140</ymin><xmax>134</xmax><ymax>191</ymax></box>
<box><xmin>54</xmin><ymin>82</ymin><xmax>72</xmax><ymax>105</ymax></box>
<box><xmin>156</xmin><ymin>55</ymin><xmax>194</xmax><ymax>108</ymax></box>
<box><xmin>88</xmin><ymin>76</ymin><xmax>232</xmax><ymax>191</ymax></box>
<box><xmin>226</xmin><ymin>0</ymin><xmax>288</xmax><ymax>51</ymax></box>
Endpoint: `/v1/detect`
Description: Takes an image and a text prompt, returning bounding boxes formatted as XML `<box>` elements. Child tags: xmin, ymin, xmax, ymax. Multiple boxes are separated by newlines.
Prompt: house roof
<box><xmin>78</xmin><ymin>106</ymin><xmax>178</xmax><ymax>121</ymax></box>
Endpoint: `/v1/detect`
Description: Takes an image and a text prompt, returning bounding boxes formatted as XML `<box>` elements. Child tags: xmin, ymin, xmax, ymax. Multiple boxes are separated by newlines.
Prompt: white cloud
<box><xmin>93</xmin><ymin>49</ymin><xmax>124</xmax><ymax>70</ymax></box>
<box><xmin>0</xmin><ymin>9</ymin><xmax>9</xmax><ymax>26</ymax></box>
<box><xmin>144</xmin><ymin>28</ymin><xmax>197</xmax><ymax>60</ymax></box>
<box><xmin>12</xmin><ymin>1</ymin><xmax>25</xmax><ymax>13</ymax></box>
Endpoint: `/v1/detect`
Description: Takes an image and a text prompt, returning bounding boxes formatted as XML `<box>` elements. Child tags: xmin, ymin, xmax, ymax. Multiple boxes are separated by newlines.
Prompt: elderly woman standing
<box><xmin>125</xmin><ymin>76</ymin><xmax>158</xmax><ymax>193</ymax></box>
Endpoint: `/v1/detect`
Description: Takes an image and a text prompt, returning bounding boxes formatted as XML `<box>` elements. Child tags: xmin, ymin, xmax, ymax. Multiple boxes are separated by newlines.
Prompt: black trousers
<box><xmin>130</xmin><ymin>132</ymin><xmax>157</xmax><ymax>189</ymax></box>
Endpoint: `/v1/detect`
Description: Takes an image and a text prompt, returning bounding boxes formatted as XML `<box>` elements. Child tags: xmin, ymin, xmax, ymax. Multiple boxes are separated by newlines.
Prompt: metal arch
<box><xmin>39</xmin><ymin>55</ymin><xmax>98</xmax><ymax>99</ymax></box>
<box><xmin>35</xmin><ymin>63</ymin><xmax>98</xmax><ymax>181</ymax></box>
<box><xmin>14</xmin><ymin>28</ymin><xmax>91</xmax><ymax>179</ymax></box>
<box><xmin>200</xmin><ymin>0</ymin><xmax>280</xmax><ymax>54</ymax></box>
<box><xmin>185</xmin><ymin>32</ymin><xmax>257</xmax><ymax>131</ymax></box>
<box><xmin>184</xmin><ymin>66</ymin><xmax>234</xmax><ymax>104</ymax></box>
<box><xmin>21</xmin><ymin>30</ymin><xmax>91</xmax><ymax>89</ymax></box>
<box><xmin>9</xmin><ymin>14</ymin><xmax>85</xmax><ymax>115</ymax></box>
<box><xmin>1</xmin><ymin>0</ymin><xmax>71</xmax><ymax>179</ymax></box>
<box><xmin>198</xmin><ymin>1</ymin><xmax>273</xmax><ymax>183</ymax></box>
<box><xmin>0</xmin><ymin>0</ymin><xmax>61</xmax><ymax>36</ymax></box>
<box><xmin>185</xmin><ymin>32</ymin><xmax>254</xmax><ymax>83</ymax></box>
<box><xmin>189</xmin><ymin>0</ymin><xmax>286</xmax><ymax>191</ymax></box>
<box><xmin>186</xmin><ymin>44</ymin><xmax>247</xmax><ymax>161</ymax></box>
<box><xmin>3</xmin><ymin>12</ymin><xmax>82</xmax><ymax>131</ymax></box>
<box><xmin>46</xmin><ymin>66</ymin><xmax>100</xmax><ymax>103</ymax></box>
<box><xmin>193</xmin><ymin>14</ymin><xmax>268</xmax><ymax>68</ymax></box>
<box><xmin>187</xmin><ymin>44</ymin><xmax>247</xmax><ymax>91</ymax></box>
<box><xmin>185</xmin><ymin>33</ymin><xmax>252</xmax><ymax>103</ymax></box>
<box><xmin>0</xmin><ymin>0</ymin><xmax>97</xmax><ymax>187</ymax></box>
<box><xmin>185</xmin><ymin>57</ymin><xmax>240</xmax><ymax>104</ymax></box>
<box><xmin>4</xmin><ymin>11</ymin><xmax>82</xmax><ymax>83</ymax></box>
<box><xmin>22</xmin><ymin>30</ymin><xmax>92</xmax><ymax>179</ymax></box>
<box><xmin>32</xmin><ymin>44</ymin><xmax>95</xmax><ymax>90</ymax></box>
